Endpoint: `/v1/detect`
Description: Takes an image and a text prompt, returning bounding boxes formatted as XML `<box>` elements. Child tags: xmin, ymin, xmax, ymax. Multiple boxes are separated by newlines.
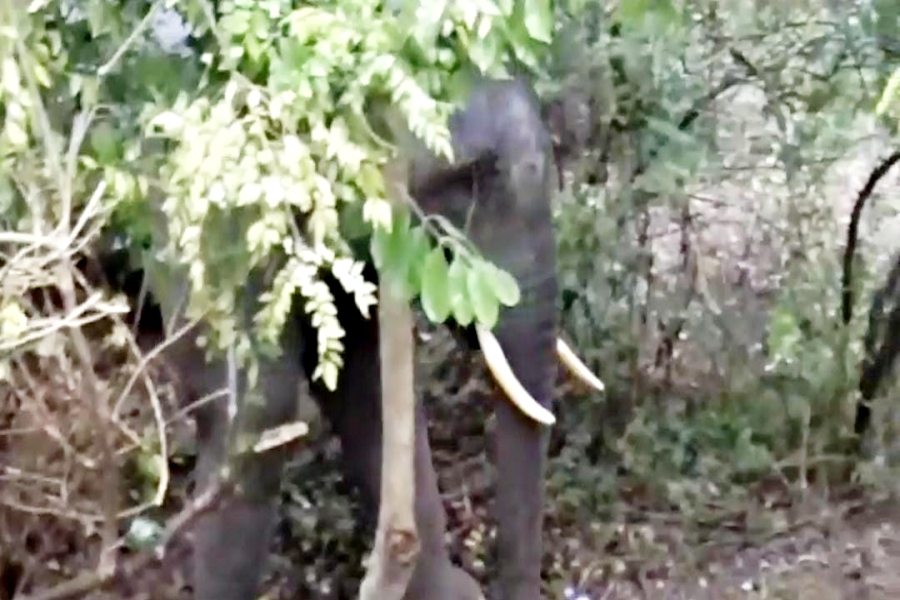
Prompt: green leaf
<box><xmin>251</xmin><ymin>10</ymin><xmax>270</xmax><ymax>40</ymax></box>
<box><xmin>386</xmin><ymin>207</ymin><xmax>412</xmax><ymax>267</ymax></box>
<box><xmin>370</xmin><ymin>225</ymin><xmax>389</xmax><ymax>270</ymax></box>
<box><xmin>467</xmin><ymin>28</ymin><xmax>503</xmax><ymax>73</ymax></box>
<box><xmin>4</xmin><ymin>116</ymin><xmax>28</xmax><ymax>147</ymax></box>
<box><xmin>616</xmin><ymin>0</ymin><xmax>679</xmax><ymax>27</ymax></box>
<box><xmin>448</xmin><ymin>257</ymin><xmax>474</xmax><ymax>326</ymax></box>
<box><xmin>358</xmin><ymin>163</ymin><xmax>385</xmax><ymax>198</ymax></box>
<box><xmin>483</xmin><ymin>262</ymin><xmax>521</xmax><ymax>307</ymax></box>
<box><xmin>766</xmin><ymin>308</ymin><xmax>801</xmax><ymax>362</ymax></box>
<box><xmin>467</xmin><ymin>259</ymin><xmax>500</xmax><ymax>328</ymax></box>
<box><xmin>421</xmin><ymin>247</ymin><xmax>451</xmax><ymax>322</ymax></box>
<box><xmin>406</xmin><ymin>226</ymin><xmax>432</xmax><ymax>290</ymax></box>
<box><xmin>220</xmin><ymin>10</ymin><xmax>251</xmax><ymax>36</ymax></box>
<box><xmin>370</xmin><ymin>206</ymin><xmax>410</xmax><ymax>270</ymax></box>
<box><xmin>244</xmin><ymin>32</ymin><xmax>266</xmax><ymax>66</ymax></box>
<box><xmin>523</xmin><ymin>0</ymin><xmax>554</xmax><ymax>44</ymax></box>
<box><xmin>408</xmin><ymin>0</ymin><xmax>447</xmax><ymax>50</ymax></box>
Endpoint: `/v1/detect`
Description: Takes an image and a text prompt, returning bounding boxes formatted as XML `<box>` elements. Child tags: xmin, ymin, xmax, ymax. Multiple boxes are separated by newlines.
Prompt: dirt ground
<box><xmin>9</xmin><ymin>482</ymin><xmax>900</xmax><ymax>600</ymax></box>
<box><xmin>590</xmin><ymin>499</ymin><xmax>900</xmax><ymax>600</ymax></box>
<box><xmin>6</xmin><ymin>417</ymin><xmax>900</xmax><ymax>600</ymax></box>
<box><xmin>256</xmin><ymin>497</ymin><xmax>900</xmax><ymax>600</ymax></box>
<box><xmin>3</xmin><ymin>343</ymin><xmax>900</xmax><ymax>600</ymax></box>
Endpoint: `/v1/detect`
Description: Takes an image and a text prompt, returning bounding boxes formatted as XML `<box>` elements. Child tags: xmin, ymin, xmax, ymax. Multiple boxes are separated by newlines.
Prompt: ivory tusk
<box><xmin>474</xmin><ymin>324</ymin><xmax>556</xmax><ymax>426</ymax></box>
<box><xmin>557</xmin><ymin>338</ymin><xmax>605</xmax><ymax>392</ymax></box>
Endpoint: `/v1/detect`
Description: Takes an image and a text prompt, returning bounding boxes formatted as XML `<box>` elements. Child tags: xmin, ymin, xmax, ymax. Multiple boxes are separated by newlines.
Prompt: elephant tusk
<box><xmin>557</xmin><ymin>338</ymin><xmax>605</xmax><ymax>392</ymax></box>
<box><xmin>475</xmin><ymin>324</ymin><xmax>556</xmax><ymax>426</ymax></box>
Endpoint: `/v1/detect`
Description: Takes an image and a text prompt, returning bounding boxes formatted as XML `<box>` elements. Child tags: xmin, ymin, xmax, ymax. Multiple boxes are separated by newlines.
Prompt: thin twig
<box><xmin>107</xmin><ymin>317</ymin><xmax>202</xmax><ymax>507</ymax></box>
<box><xmin>15</xmin><ymin>480</ymin><xmax>231</xmax><ymax>600</ymax></box>
<box><xmin>96</xmin><ymin>0</ymin><xmax>164</xmax><ymax>77</ymax></box>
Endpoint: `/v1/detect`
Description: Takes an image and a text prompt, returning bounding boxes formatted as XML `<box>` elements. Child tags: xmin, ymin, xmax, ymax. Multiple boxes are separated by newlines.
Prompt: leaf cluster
<box><xmin>1</xmin><ymin>0</ymin><xmax>555</xmax><ymax>390</ymax></box>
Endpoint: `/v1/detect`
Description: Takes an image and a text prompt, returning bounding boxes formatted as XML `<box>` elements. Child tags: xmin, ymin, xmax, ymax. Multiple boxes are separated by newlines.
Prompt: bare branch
<box><xmin>15</xmin><ymin>481</ymin><xmax>231</xmax><ymax>600</ymax></box>
<box><xmin>840</xmin><ymin>150</ymin><xmax>900</xmax><ymax>325</ymax></box>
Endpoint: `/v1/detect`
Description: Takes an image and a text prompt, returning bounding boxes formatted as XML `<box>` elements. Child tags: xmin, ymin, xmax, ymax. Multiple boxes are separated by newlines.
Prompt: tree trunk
<box><xmin>358</xmin><ymin>165</ymin><xmax>420</xmax><ymax>600</ymax></box>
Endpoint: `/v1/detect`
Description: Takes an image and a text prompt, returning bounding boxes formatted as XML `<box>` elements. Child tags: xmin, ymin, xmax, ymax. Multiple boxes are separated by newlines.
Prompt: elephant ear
<box><xmin>409</xmin><ymin>151</ymin><xmax>498</xmax><ymax>215</ymax></box>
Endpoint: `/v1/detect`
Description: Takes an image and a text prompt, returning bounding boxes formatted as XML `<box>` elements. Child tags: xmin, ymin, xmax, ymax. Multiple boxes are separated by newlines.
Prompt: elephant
<box><xmin>128</xmin><ymin>76</ymin><xmax>603</xmax><ymax>600</ymax></box>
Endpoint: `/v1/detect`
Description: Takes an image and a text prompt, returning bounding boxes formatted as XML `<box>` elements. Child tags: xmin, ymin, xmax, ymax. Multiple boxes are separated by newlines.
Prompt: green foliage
<box><xmin>0</xmin><ymin>0</ymin><xmax>557</xmax><ymax>393</ymax></box>
<box><xmin>548</xmin><ymin>0</ymin><xmax>900</xmax><ymax>534</ymax></box>
<box><xmin>370</xmin><ymin>205</ymin><xmax>521</xmax><ymax>327</ymax></box>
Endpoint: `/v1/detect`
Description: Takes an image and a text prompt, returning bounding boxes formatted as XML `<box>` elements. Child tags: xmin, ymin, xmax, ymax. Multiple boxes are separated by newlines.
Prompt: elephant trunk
<box><xmin>489</xmin><ymin>271</ymin><xmax>558</xmax><ymax>600</ymax></box>
<box><xmin>414</xmin><ymin>77</ymin><xmax>599</xmax><ymax>600</ymax></box>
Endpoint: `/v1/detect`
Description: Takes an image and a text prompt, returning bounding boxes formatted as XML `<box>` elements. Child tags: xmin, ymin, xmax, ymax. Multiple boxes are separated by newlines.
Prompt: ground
<box><xmin>5</xmin><ymin>388</ymin><xmax>900</xmax><ymax>600</ymax></box>
<box><xmin>2</xmin><ymin>336</ymin><xmax>899</xmax><ymax>600</ymax></box>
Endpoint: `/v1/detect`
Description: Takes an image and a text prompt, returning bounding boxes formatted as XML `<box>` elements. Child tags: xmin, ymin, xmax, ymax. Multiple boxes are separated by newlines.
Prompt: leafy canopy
<box><xmin>0</xmin><ymin>0</ymin><xmax>555</xmax><ymax>390</ymax></box>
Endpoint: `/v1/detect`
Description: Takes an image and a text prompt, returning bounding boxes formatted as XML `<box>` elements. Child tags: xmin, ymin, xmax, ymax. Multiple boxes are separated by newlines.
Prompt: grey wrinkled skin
<box><xmin>149</xmin><ymin>77</ymin><xmax>558</xmax><ymax>600</ymax></box>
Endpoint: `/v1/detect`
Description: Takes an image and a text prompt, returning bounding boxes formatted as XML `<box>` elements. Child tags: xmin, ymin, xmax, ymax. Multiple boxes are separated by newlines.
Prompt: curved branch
<box><xmin>840</xmin><ymin>150</ymin><xmax>900</xmax><ymax>325</ymax></box>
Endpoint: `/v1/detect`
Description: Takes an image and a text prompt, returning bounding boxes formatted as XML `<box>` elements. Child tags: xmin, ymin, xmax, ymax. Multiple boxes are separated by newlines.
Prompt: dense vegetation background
<box><xmin>3</xmin><ymin>0</ymin><xmax>900</xmax><ymax>598</ymax></box>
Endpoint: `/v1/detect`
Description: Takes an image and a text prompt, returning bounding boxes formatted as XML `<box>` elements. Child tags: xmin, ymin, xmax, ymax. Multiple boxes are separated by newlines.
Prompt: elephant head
<box><xmin>411</xmin><ymin>79</ymin><xmax>603</xmax><ymax>417</ymax></box>
<box><xmin>406</xmin><ymin>77</ymin><xmax>603</xmax><ymax>600</ymax></box>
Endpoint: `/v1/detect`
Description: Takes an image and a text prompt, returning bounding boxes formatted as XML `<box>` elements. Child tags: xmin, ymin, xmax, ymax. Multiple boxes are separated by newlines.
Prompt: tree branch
<box><xmin>841</xmin><ymin>150</ymin><xmax>900</xmax><ymax>325</ymax></box>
